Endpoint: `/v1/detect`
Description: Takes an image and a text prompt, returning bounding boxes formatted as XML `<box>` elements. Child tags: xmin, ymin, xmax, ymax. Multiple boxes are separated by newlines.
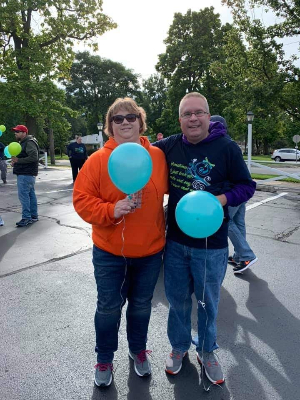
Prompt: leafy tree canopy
<box><xmin>63</xmin><ymin>51</ymin><xmax>141</xmax><ymax>136</ymax></box>
<box><xmin>223</xmin><ymin>0</ymin><xmax>300</xmax><ymax>37</ymax></box>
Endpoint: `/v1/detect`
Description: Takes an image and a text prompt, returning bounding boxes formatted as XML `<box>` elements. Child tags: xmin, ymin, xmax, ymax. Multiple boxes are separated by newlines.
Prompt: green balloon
<box><xmin>0</xmin><ymin>125</ymin><xmax>6</xmax><ymax>132</ymax></box>
<box><xmin>8</xmin><ymin>142</ymin><xmax>22</xmax><ymax>156</ymax></box>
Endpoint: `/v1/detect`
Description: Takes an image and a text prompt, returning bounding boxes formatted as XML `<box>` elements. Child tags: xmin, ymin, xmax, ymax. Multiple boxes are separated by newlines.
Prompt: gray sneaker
<box><xmin>129</xmin><ymin>349</ymin><xmax>152</xmax><ymax>377</ymax></box>
<box><xmin>165</xmin><ymin>350</ymin><xmax>187</xmax><ymax>375</ymax></box>
<box><xmin>197</xmin><ymin>351</ymin><xmax>224</xmax><ymax>384</ymax></box>
<box><xmin>94</xmin><ymin>363</ymin><xmax>113</xmax><ymax>387</ymax></box>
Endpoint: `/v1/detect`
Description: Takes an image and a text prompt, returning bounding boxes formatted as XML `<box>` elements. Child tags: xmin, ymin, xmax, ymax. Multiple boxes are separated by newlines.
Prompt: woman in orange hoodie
<box><xmin>73</xmin><ymin>98</ymin><xmax>168</xmax><ymax>387</ymax></box>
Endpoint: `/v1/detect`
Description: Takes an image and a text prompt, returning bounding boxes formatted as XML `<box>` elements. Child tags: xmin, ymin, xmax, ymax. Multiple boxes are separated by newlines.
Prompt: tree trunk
<box><xmin>263</xmin><ymin>138</ymin><xmax>269</xmax><ymax>155</ymax></box>
<box><xmin>25</xmin><ymin>115</ymin><xmax>38</xmax><ymax>137</ymax></box>
<box><xmin>48</xmin><ymin>120</ymin><xmax>55</xmax><ymax>165</ymax></box>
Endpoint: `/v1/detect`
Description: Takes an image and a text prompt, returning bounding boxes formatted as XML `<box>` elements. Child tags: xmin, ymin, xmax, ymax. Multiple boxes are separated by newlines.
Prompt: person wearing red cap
<box><xmin>11</xmin><ymin>125</ymin><xmax>39</xmax><ymax>227</ymax></box>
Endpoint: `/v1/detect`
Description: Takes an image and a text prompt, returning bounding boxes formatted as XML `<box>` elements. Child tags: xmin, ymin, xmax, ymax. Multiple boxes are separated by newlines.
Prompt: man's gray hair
<box><xmin>179</xmin><ymin>92</ymin><xmax>210</xmax><ymax>116</ymax></box>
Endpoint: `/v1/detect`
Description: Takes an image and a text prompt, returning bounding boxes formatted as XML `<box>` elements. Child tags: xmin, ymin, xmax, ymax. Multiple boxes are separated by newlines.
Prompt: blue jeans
<box><xmin>164</xmin><ymin>239</ymin><xmax>228</xmax><ymax>353</ymax></box>
<box><xmin>93</xmin><ymin>245</ymin><xmax>163</xmax><ymax>363</ymax></box>
<box><xmin>17</xmin><ymin>175</ymin><xmax>38</xmax><ymax>219</ymax></box>
<box><xmin>228</xmin><ymin>203</ymin><xmax>256</xmax><ymax>262</ymax></box>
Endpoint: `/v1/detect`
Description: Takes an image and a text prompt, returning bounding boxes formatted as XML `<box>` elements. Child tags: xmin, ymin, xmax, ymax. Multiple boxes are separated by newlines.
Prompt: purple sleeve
<box><xmin>225</xmin><ymin>180</ymin><xmax>256</xmax><ymax>207</ymax></box>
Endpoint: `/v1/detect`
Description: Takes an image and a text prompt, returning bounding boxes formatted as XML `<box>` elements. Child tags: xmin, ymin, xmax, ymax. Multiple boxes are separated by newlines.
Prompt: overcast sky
<box><xmin>77</xmin><ymin>0</ymin><xmax>299</xmax><ymax>80</ymax></box>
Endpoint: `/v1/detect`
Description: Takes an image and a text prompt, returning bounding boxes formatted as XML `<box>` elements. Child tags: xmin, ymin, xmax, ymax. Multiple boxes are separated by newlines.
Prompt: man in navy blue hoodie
<box><xmin>153</xmin><ymin>92</ymin><xmax>256</xmax><ymax>385</ymax></box>
<box><xmin>67</xmin><ymin>136</ymin><xmax>87</xmax><ymax>182</ymax></box>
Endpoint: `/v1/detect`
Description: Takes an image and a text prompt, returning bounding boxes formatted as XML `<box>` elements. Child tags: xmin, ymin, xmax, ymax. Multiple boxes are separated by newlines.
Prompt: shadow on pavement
<box><xmin>91</xmin><ymin>381</ymin><xmax>118</xmax><ymax>400</ymax></box>
<box><xmin>219</xmin><ymin>270</ymin><xmax>300</xmax><ymax>399</ymax></box>
<box><xmin>127</xmin><ymin>357</ymin><xmax>152</xmax><ymax>400</ymax></box>
<box><xmin>0</xmin><ymin>225</ymin><xmax>28</xmax><ymax>266</ymax></box>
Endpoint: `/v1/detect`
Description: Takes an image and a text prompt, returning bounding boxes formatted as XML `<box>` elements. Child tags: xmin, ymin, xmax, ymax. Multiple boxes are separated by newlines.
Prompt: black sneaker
<box><xmin>94</xmin><ymin>363</ymin><xmax>113</xmax><ymax>387</ymax></box>
<box><xmin>233</xmin><ymin>258</ymin><xmax>258</xmax><ymax>274</ymax></box>
<box><xmin>228</xmin><ymin>256</ymin><xmax>238</xmax><ymax>266</ymax></box>
<box><xmin>16</xmin><ymin>219</ymin><xmax>33</xmax><ymax>227</ymax></box>
<box><xmin>31</xmin><ymin>216</ymin><xmax>39</xmax><ymax>222</ymax></box>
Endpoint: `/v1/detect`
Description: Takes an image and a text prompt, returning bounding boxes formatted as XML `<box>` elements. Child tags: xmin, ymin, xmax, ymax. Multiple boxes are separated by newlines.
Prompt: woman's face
<box><xmin>111</xmin><ymin>108</ymin><xmax>141</xmax><ymax>144</ymax></box>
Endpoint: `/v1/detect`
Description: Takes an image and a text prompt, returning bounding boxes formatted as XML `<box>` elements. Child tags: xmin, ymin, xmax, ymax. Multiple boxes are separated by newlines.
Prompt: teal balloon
<box><xmin>4</xmin><ymin>146</ymin><xmax>11</xmax><ymax>159</ymax></box>
<box><xmin>175</xmin><ymin>191</ymin><xmax>224</xmax><ymax>238</ymax></box>
<box><xmin>0</xmin><ymin>130</ymin><xmax>2</xmax><ymax>137</ymax></box>
<box><xmin>108</xmin><ymin>143</ymin><xmax>152</xmax><ymax>194</ymax></box>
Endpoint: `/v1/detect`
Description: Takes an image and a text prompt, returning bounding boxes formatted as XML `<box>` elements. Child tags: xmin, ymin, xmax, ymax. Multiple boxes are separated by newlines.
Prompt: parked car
<box><xmin>271</xmin><ymin>148</ymin><xmax>300</xmax><ymax>162</ymax></box>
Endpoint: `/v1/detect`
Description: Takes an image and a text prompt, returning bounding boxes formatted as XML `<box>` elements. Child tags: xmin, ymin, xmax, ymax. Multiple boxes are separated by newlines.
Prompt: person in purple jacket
<box><xmin>210</xmin><ymin>115</ymin><xmax>258</xmax><ymax>274</ymax></box>
<box><xmin>153</xmin><ymin>92</ymin><xmax>256</xmax><ymax>386</ymax></box>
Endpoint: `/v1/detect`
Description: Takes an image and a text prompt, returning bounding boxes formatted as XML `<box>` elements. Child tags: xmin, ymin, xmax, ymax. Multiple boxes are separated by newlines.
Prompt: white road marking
<box><xmin>41</xmin><ymin>189</ymin><xmax>73</xmax><ymax>194</ymax></box>
<box><xmin>246</xmin><ymin>192</ymin><xmax>288</xmax><ymax>211</ymax></box>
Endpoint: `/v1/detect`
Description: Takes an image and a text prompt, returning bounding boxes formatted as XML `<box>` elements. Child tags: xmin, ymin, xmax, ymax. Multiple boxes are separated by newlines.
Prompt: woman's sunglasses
<box><xmin>110</xmin><ymin>114</ymin><xmax>140</xmax><ymax>124</ymax></box>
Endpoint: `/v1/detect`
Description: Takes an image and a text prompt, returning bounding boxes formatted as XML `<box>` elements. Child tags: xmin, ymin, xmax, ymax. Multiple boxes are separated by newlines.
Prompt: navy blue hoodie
<box><xmin>153</xmin><ymin>121</ymin><xmax>256</xmax><ymax>249</ymax></box>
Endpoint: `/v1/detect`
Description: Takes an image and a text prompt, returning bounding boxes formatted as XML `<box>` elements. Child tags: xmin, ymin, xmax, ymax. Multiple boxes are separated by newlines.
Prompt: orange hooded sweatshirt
<box><xmin>73</xmin><ymin>136</ymin><xmax>168</xmax><ymax>258</ymax></box>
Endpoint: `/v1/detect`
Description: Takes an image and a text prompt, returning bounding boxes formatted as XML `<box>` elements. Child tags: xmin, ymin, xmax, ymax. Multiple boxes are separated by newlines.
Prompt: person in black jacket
<box><xmin>0</xmin><ymin>142</ymin><xmax>7</xmax><ymax>184</ymax></box>
<box><xmin>67</xmin><ymin>136</ymin><xmax>87</xmax><ymax>182</ymax></box>
<box><xmin>11</xmin><ymin>125</ymin><xmax>39</xmax><ymax>227</ymax></box>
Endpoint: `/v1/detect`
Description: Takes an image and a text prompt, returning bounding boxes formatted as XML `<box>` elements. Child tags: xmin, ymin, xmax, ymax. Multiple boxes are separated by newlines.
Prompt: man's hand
<box><xmin>114</xmin><ymin>197</ymin><xmax>136</xmax><ymax>219</ymax></box>
<box><xmin>216</xmin><ymin>194</ymin><xmax>227</xmax><ymax>206</ymax></box>
<box><xmin>11</xmin><ymin>156</ymin><xmax>18</xmax><ymax>166</ymax></box>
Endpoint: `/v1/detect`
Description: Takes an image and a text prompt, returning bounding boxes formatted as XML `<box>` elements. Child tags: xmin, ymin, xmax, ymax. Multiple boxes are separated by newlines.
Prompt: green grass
<box><xmin>55</xmin><ymin>154</ymin><xmax>69</xmax><ymax>160</ymax></box>
<box><xmin>243</xmin><ymin>155</ymin><xmax>271</xmax><ymax>161</ymax></box>
<box><xmin>251</xmin><ymin>173</ymin><xmax>300</xmax><ymax>183</ymax></box>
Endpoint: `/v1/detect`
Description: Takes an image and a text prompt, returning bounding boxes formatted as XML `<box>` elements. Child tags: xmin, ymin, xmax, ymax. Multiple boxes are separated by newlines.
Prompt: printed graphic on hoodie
<box><xmin>170</xmin><ymin>157</ymin><xmax>215</xmax><ymax>192</ymax></box>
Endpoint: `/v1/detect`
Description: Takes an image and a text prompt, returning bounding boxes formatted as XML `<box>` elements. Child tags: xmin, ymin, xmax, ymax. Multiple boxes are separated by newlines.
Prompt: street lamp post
<box><xmin>97</xmin><ymin>122</ymin><xmax>103</xmax><ymax>148</ymax></box>
<box><xmin>247</xmin><ymin>111</ymin><xmax>254</xmax><ymax>173</ymax></box>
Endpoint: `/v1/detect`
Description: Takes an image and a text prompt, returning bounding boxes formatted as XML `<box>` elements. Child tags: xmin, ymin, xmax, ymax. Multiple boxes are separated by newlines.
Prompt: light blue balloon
<box><xmin>0</xmin><ymin>130</ymin><xmax>2</xmax><ymax>137</ymax></box>
<box><xmin>175</xmin><ymin>191</ymin><xmax>224</xmax><ymax>238</ymax></box>
<box><xmin>108</xmin><ymin>143</ymin><xmax>153</xmax><ymax>194</ymax></box>
<box><xmin>4</xmin><ymin>146</ymin><xmax>11</xmax><ymax>159</ymax></box>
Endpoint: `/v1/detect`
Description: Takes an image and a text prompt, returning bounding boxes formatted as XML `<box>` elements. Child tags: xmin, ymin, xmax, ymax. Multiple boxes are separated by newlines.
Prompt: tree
<box><xmin>214</xmin><ymin>1</ymin><xmax>300</xmax><ymax>151</ymax></box>
<box><xmin>155</xmin><ymin>8</ymin><xmax>234</xmax><ymax>136</ymax></box>
<box><xmin>138</xmin><ymin>74</ymin><xmax>168</xmax><ymax>138</ymax></box>
<box><xmin>0</xmin><ymin>0</ymin><xmax>116</xmax><ymax>162</ymax></box>
<box><xmin>223</xmin><ymin>0</ymin><xmax>300</xmax><ymax>37</ymax></box>
<box><xmin>63</xmin><ymin>51</ymin><xmax>140</xmax><ymax>136</ymax></box>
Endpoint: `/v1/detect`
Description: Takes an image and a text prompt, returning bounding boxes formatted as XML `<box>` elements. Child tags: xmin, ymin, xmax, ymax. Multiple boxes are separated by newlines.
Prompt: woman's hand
<box><xmin>114</xmin><ymin>197</ymin><xmax>136</xmax><ymax>219</ymax></box>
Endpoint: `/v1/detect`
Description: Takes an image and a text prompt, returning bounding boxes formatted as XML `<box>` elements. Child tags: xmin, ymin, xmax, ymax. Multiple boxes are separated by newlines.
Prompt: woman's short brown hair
<box><xmin>104</xmin><ymin>97</ymin><xmax>147</xmax><ymax>137</ymax></box>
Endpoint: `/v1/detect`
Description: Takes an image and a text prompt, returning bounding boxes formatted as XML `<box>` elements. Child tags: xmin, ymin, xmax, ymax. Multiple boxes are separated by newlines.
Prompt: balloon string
<box><xmin>198</xmin><ymin>237</ymin><xmax>211</xmax><ymax>392</ymax></box>
<box><xmin>198</xmin><ymin>238</ymin><xmax>223</xmax><ymax>392</ymax></box>
<box><xmin>112</xmin><ymin>216</ymin><xmax>128</xmax><ymax>343</ymax></box>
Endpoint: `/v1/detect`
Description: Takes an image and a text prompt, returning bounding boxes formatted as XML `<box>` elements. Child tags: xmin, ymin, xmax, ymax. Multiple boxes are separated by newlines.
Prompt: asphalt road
<box><xmin>1</xmin><ymin>165</ymin><xmax>300</xmax><ymax>400</ymax></box>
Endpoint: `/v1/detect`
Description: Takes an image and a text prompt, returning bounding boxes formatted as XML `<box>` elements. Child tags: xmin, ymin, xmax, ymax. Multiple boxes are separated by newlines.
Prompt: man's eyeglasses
<box><xmin>14</xmin><ymin>131</ymin><xmax>23</xmax><ymax>133</ymax></box>
<box><xmin>181</xmin><ymin>111</ymin><xmax>209</xmax><ymax>119</ymax></box>
<box><xmin>110</xmin><ymin>114</ymin><xmax>140</xmax><ymax>124</ymax></box>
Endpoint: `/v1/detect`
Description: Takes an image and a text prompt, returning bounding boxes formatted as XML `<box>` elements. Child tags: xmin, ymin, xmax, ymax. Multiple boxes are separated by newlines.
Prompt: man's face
<box><xmin>14</xmin><ymin>131</ymin><xmax>26</xmax><ymax>142</ymax></box>
<box><xmin>179</xmin><ymin>97</ymin><xmax>211</xmax><ymax>144</ymax></box>
<box><xmin>76</xmin><ymin>137</ymin><xmax>82</xmax><ymax>144</ymax></box>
